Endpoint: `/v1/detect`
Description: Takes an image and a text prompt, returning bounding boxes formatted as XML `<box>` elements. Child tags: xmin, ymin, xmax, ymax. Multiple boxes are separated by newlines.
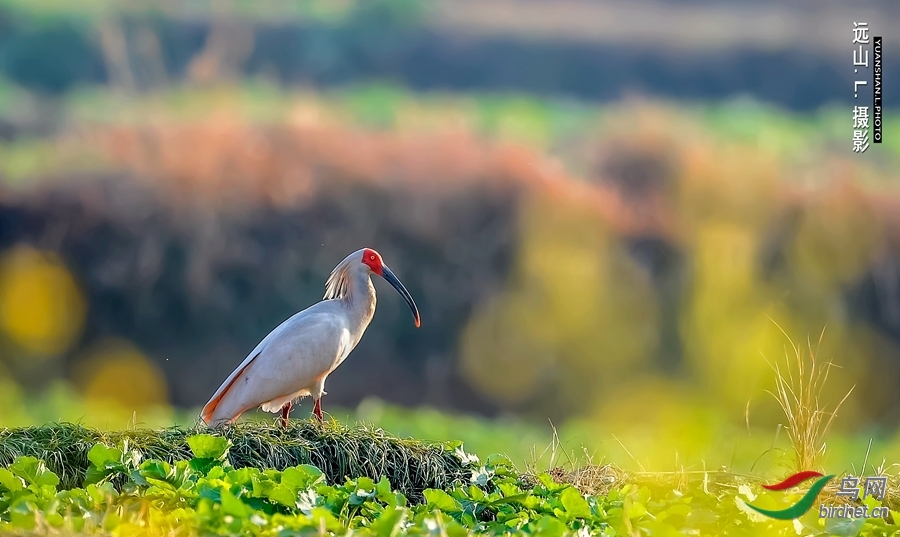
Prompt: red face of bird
<box><xmin>361</xmin><ymin>248</ymin><xmax>421</xmax><ymax>328</ymax></box>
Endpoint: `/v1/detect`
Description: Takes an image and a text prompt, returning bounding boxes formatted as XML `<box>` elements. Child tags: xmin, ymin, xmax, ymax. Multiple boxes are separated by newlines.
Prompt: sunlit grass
<box><xmin>767</xmin><ymin>325</ymin><xmax>855</xmax><ymax>473</ymax></box>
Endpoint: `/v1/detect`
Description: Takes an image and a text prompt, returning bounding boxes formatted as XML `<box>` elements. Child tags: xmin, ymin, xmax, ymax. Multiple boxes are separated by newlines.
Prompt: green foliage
<box><xmin>1</xmin><ymin>434</ymin><xmax>899</xmax><ymax>536</ymax></box>
<box><xmin>0</xmin><ymin>433</ymin><xmax>612</xmax><ymax>536</ymax></box>
<box><xmin>0</xmin><ymin>422</ymin><xmax>467</xmax><ymax>500</ymax></box>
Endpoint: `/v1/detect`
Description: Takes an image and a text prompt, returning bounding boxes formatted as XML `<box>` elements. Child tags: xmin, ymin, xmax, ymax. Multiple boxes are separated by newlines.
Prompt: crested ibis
<box><xmin>201</xmin><ymin>248</ymin><xmax>420</xmax><ymax>427</ymax></box>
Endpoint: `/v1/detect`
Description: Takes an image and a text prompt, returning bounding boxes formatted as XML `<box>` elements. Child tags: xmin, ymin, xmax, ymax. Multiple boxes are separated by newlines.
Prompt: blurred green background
<box><xmin>0</xmin><ymin>0</ymin><xmax>899</xmax><ymax>476</ymax></box>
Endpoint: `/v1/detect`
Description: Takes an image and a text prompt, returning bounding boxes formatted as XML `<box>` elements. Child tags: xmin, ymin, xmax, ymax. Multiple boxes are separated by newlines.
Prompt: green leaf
<box><xmin>309</xmin><ymin>506</ymin><xmax>343</xmax><ymax>533</ymax></box>
<box><xmin>423</xmin><ymin>489</ymin><xmax>461</xmax><ymax>512</ymax></box>
<box><xmin>44</xmin><ymin>511</ymin><xmax>64</xmax><ymax>528</ymax></box>
<box><xmin>349</xmin><ymin>482</ymin><xmax>375</xmax><ymax>506</ymax></box>
<box><xmin>186</xmin><ymin>434</ymin><xmax>231</xmax><ymax>460</ymax></box>
<box><xmin>0</xmin><ymin>468</ymin><xmax>24</xmax><ymax>492</ymax></box>
<box><xmin>8</xmin><ymin>503</ymin><xmax>35</xmax><ymax>531</ymax></box>
<box><xmin>84</xmin><ymin>444</ymin><xmax>127</xmax><ymax>485</ymax></box>
<box><xmin>206</xmin><ymin>465</ymin><xmax>225</xmax><ymax>480</ymax></box>
<box><xmin>87</xmin><ymin>444</ymin><xmax>123</xmax><ymax>469</ymax></box>
<box><xmin>825</xmin><ymin>516</ymin><xmax>866</xmax><ymax>537</ymax></box>
<box><xmin>267</xmin><ymin>484</ymin><xmax>296</xmax><ymax>507</ymax></box>
<box><xmin>220</xmin><ymin>488</ymin><xmax>249</xmax><ymax>518</ymax></box>
<box><xmin>84</xmin><ymin>466</ymin><xmax>109</xmax><ymax>487</ymax></box>
<box><xmin>537</xmin><ymin>473</ymin><xmax>566</xmax><ymax>491</ymax></box>
<box><xmin>497</xmin><ymin>482</ymin><xmax>520</xmax><ymax>497</ymax></box>
<box><xmin>490</xmin><ymin>493</ymin><xmax>529</xmax><ymax>508</ymax></box>
<box><xmin>69</xmin><ymin>513</ymin><xmax>86</xmax><ymax>533</ymax></box>
<box><xmin>530</xmin><ymin>514</ymin><xmax>567</xmax><ymax>537</ymax></box>
<box><xmin>9</xmin><ymin>456</ymin><xmax>59</xmax><ymax>489</ymax></box>
<box><xmin>83</xmin><ymin>482</ymin><xmax>118</xmax><ymax>506</ymax></box>
<box><xmin>128</xmin><ymin>469</ymin><xmax>149</xmax><ymax>487</ymax></box>
<box><xmin>523</xmin><ymin>495</ymin><xmax>543</xmax><ymax>509</ymax></box>
<box><xmin>375</xmin><ymin>476</ymin><xmax>398</xmax><ymax>506</ymax></box>
<box><xmin>280</xmin><ymin>465</ymin><xmax>324</xmax><ymax>492</ymax></box>
<box><xmin>560</xmin><ymin>487</ymin><xmax>592</xmax><ymax>518</ymax></box>
<box><xmin>197</xmin><ymin>482</ymin><xmax>221</xmax><ymax>503</ymax></box>
<box><xmin>225</xmin><ymin>467</ymin><xmax>254</xmax><ymax>488</ymax></box>
<box><xmin>369</xmin><ymin>506</ymin><xmax>406</xmax><ymax>536</ymax></box>
<box><xmin>188</xmin><ymin>457</ymin><xmax>219</xmax><ymax>475</ymax></box>
<box><xmin>139</xmin><ymin>460</ymin><xmax>171</xmax><ymax>481</ymax></box>
<box><xmin>102</xmin><ymin>513</ymin><xmax>121</xmax><ymax>532</ymax></box>
<box><xmin>251</xmin><ymin>474</ymin><xmax>274</xmax><ymax>498</ymax></box>
<box><xmin>244</xmin><ymin>496</ymin><xmax>276</xmax><ymax>515</ymax></box>
<box><xmin>486</xmin><ymin>453</ymin><xmax>514</xmax><ymax>469</ymax></box>
<box><xmin>626</xmin><ymin>498</ymin><xmax>648</xmax><ymax>519</ymax></box>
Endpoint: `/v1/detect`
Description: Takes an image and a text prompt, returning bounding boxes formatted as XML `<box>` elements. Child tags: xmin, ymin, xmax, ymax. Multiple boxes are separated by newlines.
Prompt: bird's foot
<box><xmin>313</xmin><ymin>399</ymin><xmax>323</xmax><ymax>422</ymax></box>
<box><xmin>280</xmin><ymin>401</ymin><xmax>292</xmax><ymax>428</ymax></box>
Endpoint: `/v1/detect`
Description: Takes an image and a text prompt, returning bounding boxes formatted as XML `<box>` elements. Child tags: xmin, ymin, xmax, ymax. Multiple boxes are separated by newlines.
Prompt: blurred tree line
<box><xmin>0</xmin><ymin>0</ymin><xmax>893</xmax><ymax>111</ymax></box>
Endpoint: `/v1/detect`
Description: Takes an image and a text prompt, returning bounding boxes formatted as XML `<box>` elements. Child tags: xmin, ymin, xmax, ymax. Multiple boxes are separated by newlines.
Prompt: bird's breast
<box><xmin>333</xmin><ymin>326</ymin><xmax>358</xmax><ymax>369</ymax></box>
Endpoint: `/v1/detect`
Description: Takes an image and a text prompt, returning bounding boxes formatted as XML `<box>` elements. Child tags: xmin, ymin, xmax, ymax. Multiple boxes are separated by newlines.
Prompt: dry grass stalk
<box><xmin>767</xmin><ymin>325</ymin><xmax>854</xmax><ymax>472</ymax></box>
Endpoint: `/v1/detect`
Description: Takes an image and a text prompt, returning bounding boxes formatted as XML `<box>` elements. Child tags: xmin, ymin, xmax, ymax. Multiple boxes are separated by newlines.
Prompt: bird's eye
<box><xmin>370</xmin><ymin>255</ymin><xmax>375</xmax><ymax>261</ymax></box>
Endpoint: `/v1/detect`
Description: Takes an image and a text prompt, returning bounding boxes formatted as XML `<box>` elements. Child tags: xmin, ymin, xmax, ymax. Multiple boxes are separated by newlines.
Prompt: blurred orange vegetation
<box><xmin>93</xmin><ymin>115</ymin><xmax>558</xmax><ymax>213</ymax></box>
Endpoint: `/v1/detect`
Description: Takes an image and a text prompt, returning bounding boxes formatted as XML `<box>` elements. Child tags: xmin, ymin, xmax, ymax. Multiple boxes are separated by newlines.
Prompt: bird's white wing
<box><xmin>202</xmin><ymin>302</ymin><xmax>351</xmax><ymax>424</ymax></box>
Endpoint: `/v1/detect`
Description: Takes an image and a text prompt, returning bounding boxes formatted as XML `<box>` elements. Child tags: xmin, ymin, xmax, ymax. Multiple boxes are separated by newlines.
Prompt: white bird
<box><xmin>201</xmin><ymin>248</ymin><xmax>420</xmax><ymax>427</ymax></box>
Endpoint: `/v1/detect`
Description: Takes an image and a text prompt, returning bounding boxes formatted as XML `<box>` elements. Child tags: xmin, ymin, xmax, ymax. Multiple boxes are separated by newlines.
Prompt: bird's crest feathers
<box><xmin>324</xmin><ymin>249</ymin><xmax>365</xmax><ymax>300</ymax></box>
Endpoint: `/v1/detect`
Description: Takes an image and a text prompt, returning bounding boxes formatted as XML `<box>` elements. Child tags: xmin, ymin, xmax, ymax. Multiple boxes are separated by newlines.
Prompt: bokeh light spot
<box><xmin>0</xmin><ymin>245</ymin><xmax>86</xmax><ymax>357</ymax></box>
<box><xmin>75</xmin><ymin>339</ymin><xmax>169</xmax><ymax>409</ymax></box>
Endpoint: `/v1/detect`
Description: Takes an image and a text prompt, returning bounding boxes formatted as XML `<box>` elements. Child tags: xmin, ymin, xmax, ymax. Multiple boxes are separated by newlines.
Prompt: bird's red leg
<box><xmin>313</xmin><ymin>399</ymin><xmax>323</xmax><ymax>422</ymax></box>
<box><xmin>280</xmin><ymin>401</ymin><xmax>292</xmax><ymax>427</ymax></box>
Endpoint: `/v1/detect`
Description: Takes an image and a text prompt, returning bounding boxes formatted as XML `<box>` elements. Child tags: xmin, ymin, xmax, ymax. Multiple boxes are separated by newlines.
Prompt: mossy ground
<box><xmin>0</xmin><ymin>421</ymin><xmax>467</xmax><ymax>500</ymax></box>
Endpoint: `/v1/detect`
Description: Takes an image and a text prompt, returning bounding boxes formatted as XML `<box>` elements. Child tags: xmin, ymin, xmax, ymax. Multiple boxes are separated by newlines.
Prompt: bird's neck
<box><xmin>342</xmin><ymin>269</ymin><xmax>377</xmax><ymax>327</ymax></box>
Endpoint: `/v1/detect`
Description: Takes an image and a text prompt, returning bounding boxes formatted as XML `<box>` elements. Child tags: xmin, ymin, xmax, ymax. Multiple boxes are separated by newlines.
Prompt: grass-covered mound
<box><xmin>0</xmin><ymin>427</ymin><xmax>620</xmax><ymax>536</ymax></box>
<box><xmin>0</xmin><ymin>421</ymin><xmax>468</xmax><ymax>499</ymax></box>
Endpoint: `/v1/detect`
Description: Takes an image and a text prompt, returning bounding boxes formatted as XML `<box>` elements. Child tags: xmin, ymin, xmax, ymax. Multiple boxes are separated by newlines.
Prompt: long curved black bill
<box><xmin>381</xmin><ymin>264</ymin><xmax>421</xmax><ymax>328</ymax></box>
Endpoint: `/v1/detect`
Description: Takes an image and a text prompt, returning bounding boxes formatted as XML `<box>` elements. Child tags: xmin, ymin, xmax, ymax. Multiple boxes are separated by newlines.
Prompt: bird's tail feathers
<box><xmin>201</xmin><ymin>358</ymin><xmax>257</xmax><ymax>425</ymax></box>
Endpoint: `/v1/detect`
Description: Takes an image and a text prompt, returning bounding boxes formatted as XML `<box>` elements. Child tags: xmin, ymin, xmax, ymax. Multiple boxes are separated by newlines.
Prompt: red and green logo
<box><xmin>746</xmin><ymin>471</ymin><xmax>835</xmax><ymax>520</ymax></box>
